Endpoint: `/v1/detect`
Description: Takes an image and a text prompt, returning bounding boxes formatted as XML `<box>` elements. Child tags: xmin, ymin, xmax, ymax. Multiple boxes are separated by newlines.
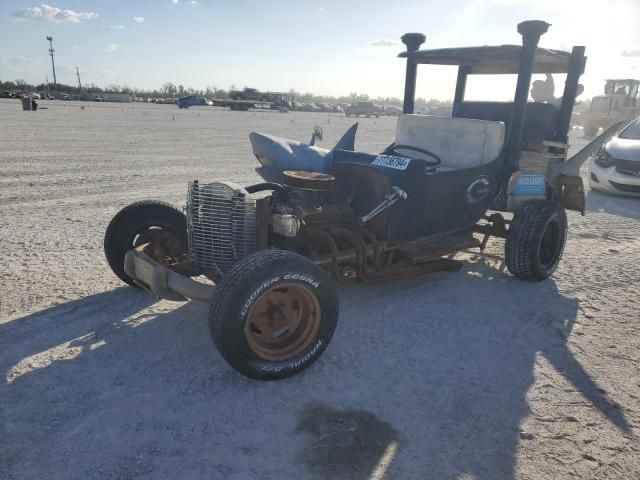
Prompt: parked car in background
<box><xmin>61</xmin><ymin>94</ymin><xmax>70</xmax><ymax>100</ymax></box>
<box><xmin>30</xmin><ymin>93</ymin><xmax>41</xmax><ymax>99</ymax></box>
<box><xmin>298</xmin><ymin>102</ymin><xmax>320</xmax><ymax>112</ymax></box>
<box><xmin>345</xmin><ymin>101</ymin><xmax>379</xmax><ymax>117</ymax></box>
<box><xmin>0</xmin><ymin>91</ymin><xmax>11</xmax><ymax>98</ymax></box>
<box><xmin>176</xmin><ymin>95</ymin><xmax>213</xmax><ymax>108</ymax></box>
<box><xmin>381</xmin><ymin>105</ymin><xmax>403</xmax><ymax>116</ymax></box>
<box><xmin>589</xmin><ymin>116</ymin><xmax>640</xmax><ymax>197</ymax></box>
<box><xmin>92</xmin><ymin>96</ymin><xmax>103</xmax><ymax>102</ymax></box>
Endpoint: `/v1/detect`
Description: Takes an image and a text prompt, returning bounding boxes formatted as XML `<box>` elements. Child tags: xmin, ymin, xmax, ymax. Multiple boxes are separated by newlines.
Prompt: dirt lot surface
<box><xmin>1</xmin><ymin>99</ymin><xmax>639</xmax><ymax>479</ymax></box>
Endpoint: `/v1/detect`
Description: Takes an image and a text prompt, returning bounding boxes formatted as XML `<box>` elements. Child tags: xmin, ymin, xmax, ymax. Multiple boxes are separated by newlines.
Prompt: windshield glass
<box><xmin>619</xmin><ymin>117</ymin><xmax>640</xmax><ymax>140</ymax></box>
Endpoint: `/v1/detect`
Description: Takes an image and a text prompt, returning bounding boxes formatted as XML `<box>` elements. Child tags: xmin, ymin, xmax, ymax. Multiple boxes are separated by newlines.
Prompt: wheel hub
<box><xmin>245</xmin><ymin>283</ymin><xmax>321</xmax><ymax>362</ymax></box>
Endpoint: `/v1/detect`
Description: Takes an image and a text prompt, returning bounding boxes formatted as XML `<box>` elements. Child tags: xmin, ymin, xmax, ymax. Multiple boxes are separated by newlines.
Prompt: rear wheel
<box><xmin>209</xmin><ymin>250</ymin><xmax>339</xmax><ymax>380</ymax></box>
<box><xmin>505</xmin><ymin>200</ymin><xmax>567</xmax><ymax>281</ymax></box>
<box><xmin>104</xmin><ymin>201</ymin><xmax>188</xmax><ymax>286</ymax></box>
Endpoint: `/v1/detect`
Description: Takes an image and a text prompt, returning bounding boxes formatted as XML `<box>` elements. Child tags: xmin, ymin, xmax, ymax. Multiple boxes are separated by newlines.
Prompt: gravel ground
<box><xmin>1</xmin><ymin>99</ymin><xmax>639</xmax><ymax>479</ymax></box>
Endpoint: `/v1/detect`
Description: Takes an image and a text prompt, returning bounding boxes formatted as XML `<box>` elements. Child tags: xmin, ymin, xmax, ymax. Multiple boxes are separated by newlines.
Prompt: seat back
<box><xmin>453</xmin><ymin>101</ymin><xmax>559</xmax><ymax>142</ymax></box>
<box><xmin>395</xmin><ymin>114</ymin><xmax>505</xmax><ymax>171</ymax></box>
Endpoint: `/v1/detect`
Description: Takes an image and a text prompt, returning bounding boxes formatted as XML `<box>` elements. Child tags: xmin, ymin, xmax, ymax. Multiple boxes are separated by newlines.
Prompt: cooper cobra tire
<box><xmin>104</xmin><ymin>200</ymin><xmax>188</xmax><ymax>286</ymax></box>
<box><xmin>505</xmin><ymin>199</ymin><xmax>567</xmax><ymax>281</ymax></box>
<box><xmin>209</xmin><ymin>250</ymin><xmax>339</xmax><ymax>380</ymax></box>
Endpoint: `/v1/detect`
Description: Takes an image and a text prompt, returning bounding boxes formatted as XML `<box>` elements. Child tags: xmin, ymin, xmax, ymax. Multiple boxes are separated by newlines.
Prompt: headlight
<box><xmin>594</xmin><ymin>147</ymin><xmax>613</xmax><ymax>168</ymax></box>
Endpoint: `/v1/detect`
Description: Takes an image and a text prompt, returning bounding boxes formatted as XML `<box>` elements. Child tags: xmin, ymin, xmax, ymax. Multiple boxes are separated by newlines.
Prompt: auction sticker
<box><xmin>372</xmin><ymin>155</ymin><xmax>411</xmax><ymax>170</ymax></box>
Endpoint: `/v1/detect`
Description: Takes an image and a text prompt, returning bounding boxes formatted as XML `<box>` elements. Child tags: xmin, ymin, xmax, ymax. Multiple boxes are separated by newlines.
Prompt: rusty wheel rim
<box><xmin>137</xmin><ymin>228</ymin><xmax>186</xmax><ymax>267</ymax></box>
<box><xmin>245</xmin><ymin>283</ymin><xmax>321</xmax><ymax>362</ymax></box>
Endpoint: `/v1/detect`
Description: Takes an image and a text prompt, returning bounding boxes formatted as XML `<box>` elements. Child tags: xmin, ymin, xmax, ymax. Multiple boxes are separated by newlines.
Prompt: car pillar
<box><xmin>508</xmin><ymin>20</ymin><xmax>550</xmax><ymax>170</ymax></box>
<box><xmin>555</xmin><ymin>46</ymin><xmax>586</xmax><ymax>143</ymax></box>
<box><xmin>401</xmin><ymin>33</ymin><xmax>426</xmax><ymax>114</ymax></box>
<box><xmin>453</xmin><ymin>65</ymin><xmax>471</xmax><ymax>112</ymax></box>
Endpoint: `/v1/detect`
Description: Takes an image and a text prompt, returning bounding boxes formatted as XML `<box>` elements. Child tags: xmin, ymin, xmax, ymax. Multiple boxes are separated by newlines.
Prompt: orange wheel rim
<box><xmin>245</xmin><ymin>283</ymin><xmax>321</xmax><ymax>362</ymax></box>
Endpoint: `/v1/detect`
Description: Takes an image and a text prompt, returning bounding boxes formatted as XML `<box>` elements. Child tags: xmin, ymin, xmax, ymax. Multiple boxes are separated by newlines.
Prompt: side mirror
<box><xmin>313</xmin><ymin>126</ymin><xmax>324</xmax><ymax>141</ymax></box>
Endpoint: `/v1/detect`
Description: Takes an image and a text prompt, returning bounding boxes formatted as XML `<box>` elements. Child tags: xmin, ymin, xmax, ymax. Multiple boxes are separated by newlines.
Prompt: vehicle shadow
<box><xmin>0</xmin><ymin>263</ymin><xmax>632</xmax><ymax>479</ymax></box>
<box><xmin>587</xmin><ymin>188</ymin><xmax>640</xmax><ymax>220</ymax></box>
<box><xmin>329</xmin><ymin>259</ymin><xmax>632</xmax><ymax>479</ymax></box>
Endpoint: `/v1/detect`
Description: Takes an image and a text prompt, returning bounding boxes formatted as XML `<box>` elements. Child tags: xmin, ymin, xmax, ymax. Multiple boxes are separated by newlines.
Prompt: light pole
<box><xmin>46</xmin><ymin>36</ymin><xmax>57</xmax><ymax>88</ymax></box>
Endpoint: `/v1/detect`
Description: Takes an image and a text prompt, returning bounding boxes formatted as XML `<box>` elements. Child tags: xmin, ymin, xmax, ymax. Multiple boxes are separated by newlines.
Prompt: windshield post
<box><xmin>401</xmin><ymin>33</ymin><xmax>426</xmax><ymax>114</ymax></box>
<box><xmin>453</xmin><ymin>65</ymin><xmax>470</xmax><ymax>112</ymax></box>
<box><xmin>555</xmin><ymin>46</ymin><xmax>586</xmax><ymax>143</ymax></box>
<box><xmin>508</xmin><ymin>20</ymin><xmax>549</xmax><ymax>170</ymax></box>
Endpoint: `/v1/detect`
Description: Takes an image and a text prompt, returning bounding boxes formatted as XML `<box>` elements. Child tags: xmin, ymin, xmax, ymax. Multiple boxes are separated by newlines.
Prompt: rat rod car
<box><xmin>105</xmin><ymin>20</ymin><xmax>615</xmax><ymax>380</ymax></box>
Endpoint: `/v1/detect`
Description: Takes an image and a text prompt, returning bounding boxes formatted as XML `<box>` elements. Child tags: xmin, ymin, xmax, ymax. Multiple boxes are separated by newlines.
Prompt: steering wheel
<box><xmin>383</xmin><ymin>144</ymin><xmax>442</xmax><ymax>168</ymax></box>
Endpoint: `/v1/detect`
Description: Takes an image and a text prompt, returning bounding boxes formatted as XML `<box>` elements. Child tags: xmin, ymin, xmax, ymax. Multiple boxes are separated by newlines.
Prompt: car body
<box><xmin>92</xmin><ymin>96</ymin><xmax>103</xmax><ymax>102</ymax></box>
<box><xmin>30</xmin><ymin>93</ymin><xmax>41</xmax><ymax>99</ymax></box>
<box><xmin>176</xmin><ymin>96</ymin><xmax>213</xmax><ymax>108</ymax></box>
<box><xmin>345</xmin><ymin>101</ymin><xmax>379</xmax><ymax>117</ymax></box>
<box><xmin>589</xmin><ymin>116</ymin><xmax>640</xmax><ymax>197</ymax></box>
<box><xmin>105</xmin><ymin>20</ymin><xmax>608</xmax><ymax>381</ymax></box>
<box><xmin>299</xmin><ymin>102</ymin><xmax>320</xmax><ymax>112</ymax></box>
<box><xmin>382</xmin><ymin>105</ymin><xmax>403</xmax><ymax>116</ymax></box>
<box><xmin>61</xmin><ymin>94</ymin><xmax>70</xmax><ymax>100</ymax></box>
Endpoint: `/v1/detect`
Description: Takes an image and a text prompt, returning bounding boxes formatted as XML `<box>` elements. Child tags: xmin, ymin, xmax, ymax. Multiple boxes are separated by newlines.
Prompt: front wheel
<box><xmin>104</xmin><ymin>201</ymin><xmax>188</xmax><ymax>286</ymax></box>
<box><xmin>209</xmin><ymin>250</ymin><xmax>339</xmax><ymax>380</ymax></box>
<box><xmin>505</xmin><ymin>200</ymin><xmax>567</xmax><ymax>281</ymax></box>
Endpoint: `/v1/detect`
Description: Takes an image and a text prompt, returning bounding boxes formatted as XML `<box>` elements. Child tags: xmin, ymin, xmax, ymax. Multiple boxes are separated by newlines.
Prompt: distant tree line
<box><xmin>0</xmin><ymin>79</ymin><xmax>451</xmax><ymax>107</ymax></box>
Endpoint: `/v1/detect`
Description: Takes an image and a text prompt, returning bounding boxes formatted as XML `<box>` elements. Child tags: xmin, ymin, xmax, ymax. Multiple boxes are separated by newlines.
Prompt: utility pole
<box><xmin>76</xmin><ymin>67</ymin><xmax>82</xmax><ymax>93</ymax></box>
<box><xmin>46</xmin><ymin>36</ymin><xmax>57</xmax><ymax>87</ymax></box>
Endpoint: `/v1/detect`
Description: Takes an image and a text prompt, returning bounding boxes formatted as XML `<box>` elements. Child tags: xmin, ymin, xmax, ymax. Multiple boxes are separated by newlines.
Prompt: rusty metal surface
<box><xmin>255</xmin><ymin>197</ymin><xmax>272</xmax><ymax>249</ymax></box>
<box><xmin>124</xmin><ymin>247</ymin><xmax>214</xmax><ymax>302</ymax></box>
<box><xmin>283</xmin><ymin>171</ymin><xmax>335</xmax><ymax>190</ymax></box>
<box><xmin>245</xmin><ymin>282</ymin><xmax>321</xmax><ymax>361</ymax></box>
<box><xmin>396</xmin><ymin>230</ymin><xmax>482</xmax><ymax>264</ymax></box>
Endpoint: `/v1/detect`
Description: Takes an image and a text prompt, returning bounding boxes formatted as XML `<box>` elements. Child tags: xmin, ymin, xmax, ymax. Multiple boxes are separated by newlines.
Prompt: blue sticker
<box><xmin>512</xmin><ymin>174</ymin><xmax>545</xmax><ymax>196</ymax></box>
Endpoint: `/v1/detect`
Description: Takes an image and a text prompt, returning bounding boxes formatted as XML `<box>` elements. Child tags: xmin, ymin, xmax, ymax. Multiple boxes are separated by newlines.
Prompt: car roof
<box><xmin>605</xmin><ymin>79</ymin><xmax>639</xmax><ymax>83</ymax></box>
<box><xmin>399</xmin><ymin>44</ymin><xmax>583</xmax><ymax>74</ymax></box>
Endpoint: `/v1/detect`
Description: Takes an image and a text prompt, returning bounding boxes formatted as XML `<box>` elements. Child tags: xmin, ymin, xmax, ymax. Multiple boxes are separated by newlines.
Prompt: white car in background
<box><xmin>589</xmin><ymin>116</ymin><xmax>640</xmax><ymax>197</ymax></box>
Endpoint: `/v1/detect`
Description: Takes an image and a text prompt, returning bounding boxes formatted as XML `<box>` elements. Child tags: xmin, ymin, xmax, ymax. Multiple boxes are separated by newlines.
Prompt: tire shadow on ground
<box><xmin>0</xmin><ymin>264</ymin><xmax>633</xmax><ymax>480</ymax></box>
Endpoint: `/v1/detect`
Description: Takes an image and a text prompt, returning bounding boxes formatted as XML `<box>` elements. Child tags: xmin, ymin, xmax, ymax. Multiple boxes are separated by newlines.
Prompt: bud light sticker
<box><xmin>512</xmin><ymin>173</ymin><xmax>546</xmax><ymax>196</ymax></box>
<box><xmin>372</xmin><ymin>155</ymin><xmax>411</xmax><ymax>170</ymax></box>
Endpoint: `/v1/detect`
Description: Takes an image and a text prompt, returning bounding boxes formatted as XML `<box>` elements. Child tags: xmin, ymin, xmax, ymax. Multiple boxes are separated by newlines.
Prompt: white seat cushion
<box><xmin>395</xmin><ymin>114</ymin><xmax>505</xmax><ymax>171</ymax></box>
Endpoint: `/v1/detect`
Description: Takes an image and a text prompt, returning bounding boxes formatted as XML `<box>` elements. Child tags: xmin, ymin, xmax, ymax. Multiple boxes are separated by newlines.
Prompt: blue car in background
<box><xmin>176</xmin><ymin>95</ymin><xmax>213</xmax><ymax>109</ymax></box>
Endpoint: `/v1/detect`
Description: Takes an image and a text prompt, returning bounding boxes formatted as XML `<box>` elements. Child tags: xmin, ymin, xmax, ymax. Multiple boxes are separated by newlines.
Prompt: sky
<box><xmin>1</xmin><ymin>0</ymin><xmax>639</xmax><ymax>101</ymax></box>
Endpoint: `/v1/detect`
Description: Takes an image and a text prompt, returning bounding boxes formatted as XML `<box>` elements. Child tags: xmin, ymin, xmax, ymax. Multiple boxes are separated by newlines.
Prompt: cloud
<box><xmin>104</xmin><ymin>43</ymin><xmax>120</xmax><ymax>53</ymax></box>
<box><xmin>370</xmin><ymin>39</ymin><xmax>399</xmax><ymax>47</ymax></box>
<box><xmin>621</xmin><ymin>49</ymin><xmax>640</xmax><ymax>57</ymax></box>
<box><xmin>171</xmin><ymin>0</ymin><xmax>179</xmax><ymax>3</ymax></box>
<box><xmin>109</xmin><ymin>24</ymin><xmax>125</xmax><ymax>30</ymax></box>
<box><xmin>133</xmin><ymin>16</ymin><xmax>144</xmax><ymax>23</ymax></box>
<box><xmin>11</xmin><ymin>4</ymin><xmax>98</xmax><ymax>23</ymax></box>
